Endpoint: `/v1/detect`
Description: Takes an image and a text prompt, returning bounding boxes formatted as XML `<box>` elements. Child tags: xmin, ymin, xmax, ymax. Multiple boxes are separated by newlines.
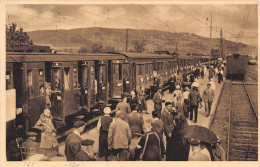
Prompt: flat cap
<box><xmin>158</xmin><ymin>86</ymin><xmax>163</xmax><ymax>89</ymax></box>
<box><xmin>207</xmin><ymin>83</ymin><xmax>211</xmax><ymax>85</ymax></box>
<box><xmin>81</xmin><ymin>139</ymin><xmax>95</xmax><ymax>146</ymax></box>
<box><xmin>73</xmin><ymin>120</ymin><xmax>85</xmax><ymax>128</ymax></box>
<box><xmin>27</xmin><ymin>132</ymin><xmax>37</xmax><ymax>137</ymax></box>
<box><xmin>190</xmin><ymin>140</ymin><xmax>200</xmax><ymax>146</ymax></box>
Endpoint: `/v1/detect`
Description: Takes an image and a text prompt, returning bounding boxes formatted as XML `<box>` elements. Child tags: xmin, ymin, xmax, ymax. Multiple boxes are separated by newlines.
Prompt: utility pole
<box><xmin>220</xmin><ymin>29</ymin><xmax>224</xmax><ymax>59</ymax></box>
<box><xmin>210</xmin><ymin>12</ymin><xmax>212</xmax><ymax>38</ymax></box>
<box><xmin>125</xmin><ymin>29</ymin><xmax>128</xmax><ymax>52</ymax></box>
<box><xmin>209</xmin><ymin>12</ymin><xmax>212</xmax><ymax>80</ymax></box>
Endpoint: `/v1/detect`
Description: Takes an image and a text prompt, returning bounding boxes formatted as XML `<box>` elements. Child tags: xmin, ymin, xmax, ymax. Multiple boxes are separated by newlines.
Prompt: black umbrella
<box><xmin>180</xmin><ymin>125</ymin><xmax>217</xmax><ymax>143</ymax></box>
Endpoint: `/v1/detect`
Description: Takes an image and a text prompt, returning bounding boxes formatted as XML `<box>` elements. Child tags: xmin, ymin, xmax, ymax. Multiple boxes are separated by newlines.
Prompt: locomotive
<box><xmin>6</xmin><ymin>51</ymin><xmax>208</xmax><ymax>139</ymax></box>
<box><xmin>226</xmin><ymin>53</ymin><xmax>249</xmax><ymax>80</ymax></box>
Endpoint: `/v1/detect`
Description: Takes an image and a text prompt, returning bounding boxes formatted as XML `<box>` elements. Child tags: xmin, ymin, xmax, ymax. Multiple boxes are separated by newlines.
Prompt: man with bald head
<box><xmin>108</xmin><ymin>110</ymin><xmax>132</xmax><ymax>161</ymax></box>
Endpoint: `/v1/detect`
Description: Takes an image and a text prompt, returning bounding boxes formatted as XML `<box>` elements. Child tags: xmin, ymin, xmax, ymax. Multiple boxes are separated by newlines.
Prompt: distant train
<box><xmin>6</xmin><ymin>51</ymin><xmax>208</xmax><ymax>139</ymax></box>
<box><xmin>226</xmin><ymin>53</ymin><xmax>249</xmax><ymax>80</ymax></box>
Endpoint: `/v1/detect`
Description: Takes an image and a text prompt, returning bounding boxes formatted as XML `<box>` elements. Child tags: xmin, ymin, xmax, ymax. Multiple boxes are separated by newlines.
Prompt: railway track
<box><xmin>227</xmin><ymin>81</ymin><xmax>258</xmax><ymax>161</ymax></box>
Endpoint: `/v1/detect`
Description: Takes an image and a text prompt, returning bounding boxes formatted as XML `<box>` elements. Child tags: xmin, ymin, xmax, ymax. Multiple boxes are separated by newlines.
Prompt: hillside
<box><xmin>27</xmin><ymin>27</ymin><xmax>256</xmax><ymax>55</ymax></box>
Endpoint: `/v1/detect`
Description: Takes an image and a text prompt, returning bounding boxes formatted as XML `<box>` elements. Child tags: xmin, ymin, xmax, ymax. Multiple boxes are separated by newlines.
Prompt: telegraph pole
<box><xmin>220</xmin><ymin>29</ymin><xmax>224</xmax><ymax>59</ymax></box>
<box><xmin>125</xmin><ymin>29</ymin><xmax>129</xmax><ymax>52</ymax></box>
<box><xmin>209</xmin><ymin>12</ymin><xmax>212</xmax><ymax>80</ymax></box>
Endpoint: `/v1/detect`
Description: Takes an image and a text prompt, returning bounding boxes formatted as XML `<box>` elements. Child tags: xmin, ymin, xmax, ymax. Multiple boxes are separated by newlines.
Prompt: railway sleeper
<box><xmin>233</xmin><ymin>122</ymin><xmax>257</xmax><ymax>127</ymax></box>
<box><xmin>233</xmin><ymin>127</ymin><xmax>258</xmax><ymax>132</ymax></box>
<box><xmin>232</xmin><ymin>133</ymin><xmax>258</xmax><ymax>139</ymax></box>
<box><xmin>230</xmin><ymin>151</ymin><xmax>258</xmax><ymax>159</ymax></box>
<box><xmin>232</xmin><ymin>138</ymin><xmax>258</xmax><ymax>145</ymax></box>
<box><xmin>230</xmin><ymin>143</ymin><xmax>258</xmax><ymax>152</ymax></box>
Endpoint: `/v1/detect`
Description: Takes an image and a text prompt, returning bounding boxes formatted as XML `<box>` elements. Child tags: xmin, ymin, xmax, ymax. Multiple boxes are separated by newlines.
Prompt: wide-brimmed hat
<box><xmin>176</xmin><ymin>85</ymin><xmax>180</xmax><ymax>90</ymax></box>
<box><xmin>103</xmin><ymin>107</ymin><xmax>111</xmax><ymax>114</ymax></box>
<box><xmin>207</xmin><ymin>83</ymin><xmax>211</xmax><ymax>86</ymax></box>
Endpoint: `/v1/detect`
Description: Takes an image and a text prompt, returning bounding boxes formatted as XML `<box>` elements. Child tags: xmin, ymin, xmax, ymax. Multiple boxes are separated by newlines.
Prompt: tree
<box><xmin>91</xmin><ymin>42</ymin><xmax>103</xmax><ymax>53</ymax></box>
<box><xmin>132</xmin><ymin>40</ymin><xmax>146</xmax><ymax>53</ymax></box>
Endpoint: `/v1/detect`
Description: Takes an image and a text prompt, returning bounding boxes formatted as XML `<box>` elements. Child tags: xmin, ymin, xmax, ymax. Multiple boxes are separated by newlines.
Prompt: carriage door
<box><xmin>25</xmin><ymin>63</ymin><xmax>46</xmax><ymax>129</ymax></box>
<box><xmin>97</xmin><ymin>61</ymin><xmax>107</xmax><ymax>104</ymax></box>
<box><xmin>123</xmin><ymin>60</ymin><xmax>131</xmax><ymax>96</ymax></box>
<box><xmin>136</xmin><ymin>63</ymin><xmax>144</xmax><ymax>92</ymax></box>
<box><xmin>63</xmin><ymin>62</ymin><xmax>79</xmax><ymax>117</ymax></box>
<box><xmin>51</xmin><ymin>62</ymin><xmax>64</xmax><ymax>123</ymax></box>
<box><xmin>81</xmin><ymin>61</ymin><xmax>95</xmax><ymax>111</ymax></box>
<box><xmin>111</xmin><ymin>60</ymin><xmax>123</xmax><ymax>99</ymax></box>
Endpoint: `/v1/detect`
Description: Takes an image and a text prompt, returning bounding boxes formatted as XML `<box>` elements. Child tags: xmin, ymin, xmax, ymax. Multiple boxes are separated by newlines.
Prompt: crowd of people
<box><xmin>7</xmin><ymin>63</ymin><xmax>226</xmax><ymax>161</ymax></box>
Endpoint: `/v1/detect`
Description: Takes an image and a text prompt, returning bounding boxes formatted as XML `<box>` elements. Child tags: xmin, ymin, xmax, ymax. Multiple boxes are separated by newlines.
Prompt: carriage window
<box><xmin>119</xmin><ymin>64</ymin><xmax>122</xmax><ymax>80</ymax></box>
<box><xmin>113</xmin><ymin>64</ymin><xmax>119</xmax><ymax>80</ymax></box>
<box><xmin>6</xmin><ymin>71</ymin><xmax>12</xmax><ymax>90</ymax></box>
<box><xmin>39</xmin><ymin>69</ymin><xmax>44</xmax><ymax>96</ymax></box>
<box><xmin>123</xmin><ymin>64</ymin><xmax>129</xmax><ymax>78</ymax></box>
<box><xmin>145</xmin><ymin>64</ymin><xmax>149</xmax><ymax>74</ymax></box>
<box><xmin>64</xmin><ymin>67</ymin><xmax>70</xmax><ymax>90</ymax></box>
<box><xmin>138</xmin><ymin>65</ymin><xmax>143</xmax><ymax>75</ymax></box>
<box><xmin>99</xmin><ymin>65</ymin><xmax>106</xmax><ymax>83</ymax></box>
<box><xmin>27</xmin><ymin>70</ymin><xmax>33</xmax><ymax>97</ymax></box>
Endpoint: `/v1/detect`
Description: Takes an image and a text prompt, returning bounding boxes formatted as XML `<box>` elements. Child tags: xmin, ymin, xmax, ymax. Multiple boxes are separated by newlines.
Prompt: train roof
<box><xmin>178</xmin><ymin>55</ymin><xmax>194</xmax><ymax>59</ymax></box>
<box><xmin>115</xmin><ymin>52</ymin><xmax>174</xmax><ymax>59</ymax></box>
<box><xmin>6</xmin><ymin>52</ymin><xmax>126</xmax><ymax>63</ymax></box>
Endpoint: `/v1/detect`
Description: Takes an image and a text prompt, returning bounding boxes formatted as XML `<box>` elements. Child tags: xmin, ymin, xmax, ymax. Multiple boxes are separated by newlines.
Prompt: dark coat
<box><xmin>129</xmin><ymin>96</ymin><xmax>139</xmax><ymax>111</ymax></box>
<box><xmin>138</xmin><ymin>131</ymin><xmax>164</xmax><ymax>161</ymax></box>
<box><xmin>99</xmin><ymin>116</ymin><xmax>113</xmax><ymax>157</ymax></box>
<box><xmin>188</xmin><ymin>90</ymin><xmax>202</xmax><ymax>106</ymax></box>
<box><xmin>128</xmin><ymin>111</ymin><xmax>144</xmax><ymax>135</ymax></box>
<box><xmin>65</xmin><ymin>133</ymin><xmax>82</xmax><ymax>161</ymax></box>
<box><xmin>153</xmin><ymin>92</ymin><xmax>162</xmax><ymax>112</ymax></box>
<box><xmin>6</xmin><ymin>138</ymin><xmax>22</xmax><ymax>161</ymax></box>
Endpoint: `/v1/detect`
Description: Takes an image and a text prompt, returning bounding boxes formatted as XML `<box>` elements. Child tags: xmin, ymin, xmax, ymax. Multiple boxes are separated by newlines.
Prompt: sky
<box><xmin>5</xmin><ymin>4</ymin><xmax>258</xmax><ymax>46</ymax></box>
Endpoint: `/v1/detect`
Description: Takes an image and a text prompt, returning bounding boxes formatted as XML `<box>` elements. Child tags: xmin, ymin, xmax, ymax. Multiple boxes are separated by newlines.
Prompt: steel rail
<box><xmin>243</xmin><ymin>81</ymin><xmax>258</xmax><ymax>120</ymax></box>
<box><xmin>227</xmin><ymin>81</ymin><xmax>232</xmax><ymax>161</ymax></box>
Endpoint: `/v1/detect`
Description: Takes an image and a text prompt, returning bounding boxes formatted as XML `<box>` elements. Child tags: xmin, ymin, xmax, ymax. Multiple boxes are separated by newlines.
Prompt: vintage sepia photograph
<box><xmin>1</xmin><ymin>1</ymin><xmax>258</xmax><ymax>166</ymax></box>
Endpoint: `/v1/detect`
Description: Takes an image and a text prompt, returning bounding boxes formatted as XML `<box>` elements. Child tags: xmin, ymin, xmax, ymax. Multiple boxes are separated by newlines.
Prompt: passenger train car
<box><xmin>6</xmin><ymin>51</ymin><xmax>207</xmax><ymax>138</ymax></box>
<box><xmin>226</xmin><ymin>53</ymin><xmax>248</xmax><ymax>80</ymax></box>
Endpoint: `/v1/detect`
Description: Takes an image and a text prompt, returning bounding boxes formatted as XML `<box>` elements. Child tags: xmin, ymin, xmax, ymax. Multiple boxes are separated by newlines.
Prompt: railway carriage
<box><xmin>116</xmin><ymin>52</ymin><xmax>175</xmax><ymax>97</ymax></box>
<box><xmin>6</xmin><ymin>52</ymin><xmax>126</xmax><ymax>132</ymax></box>
<box><xmin>226</xmin><ymin>53</ymin><xmax>248</xmax><ymax>80</ymax></box>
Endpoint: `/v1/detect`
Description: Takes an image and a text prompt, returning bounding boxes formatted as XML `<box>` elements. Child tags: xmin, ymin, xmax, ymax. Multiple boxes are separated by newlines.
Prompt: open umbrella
<box><xmin>180</xmin><ymin>125</ymin><xmax>217</xmax><ymax>143</ymax></box>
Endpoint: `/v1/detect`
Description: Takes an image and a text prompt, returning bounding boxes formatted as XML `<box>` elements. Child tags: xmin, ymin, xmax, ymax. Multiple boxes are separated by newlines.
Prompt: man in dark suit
<box><xmin>65</xmin><ymin>121</ymin><xmax>85</xmax><ymax>161</ymax></box>
<box><xmin>115</xmin><ymin>96</ymin><xmax>131</xmax><ymax>121</ymax></box>
<box><xmin>136</xmin><ymin>122</ymin><xmax>165</xmax><ymax>161</ymax></box>
<box><xmin>188</xmin><ymin>87</ymin><xmax>202</xmax><ymax>123</ymax></box>
<box><xmin>168</xmin><ymin>74</ymin><xmax>176</xmax><ymax>94</ymax></box>
<box><xmin>160</xmin><ymin>102</ymin><xmax>175</xmax><ymax>161</ymax></box>
<box><xmin>153</xmin><ymin>87</ymin><xmax>163</xmax><ymax>118</ymax></box>
<box><xmin>151</xmin><ymin>111</ymin><xmax>164</xmax><ymax>136</ymax></box>
<box><xmin>128</xmin><ymin>104</ymin><xmax>144</xmax><ymax>137</ymax></box>
<box><xmin>203</xmin><ymin>83</ymin><xmax>215</xmax><ymax>117</ymax></box>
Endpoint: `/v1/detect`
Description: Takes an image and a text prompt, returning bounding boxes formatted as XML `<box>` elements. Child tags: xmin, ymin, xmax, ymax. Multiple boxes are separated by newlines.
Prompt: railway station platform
<box><xmin>51</xmin><ymin>73</ymin><xmax>224</xmax><ymax>161</ymax></box>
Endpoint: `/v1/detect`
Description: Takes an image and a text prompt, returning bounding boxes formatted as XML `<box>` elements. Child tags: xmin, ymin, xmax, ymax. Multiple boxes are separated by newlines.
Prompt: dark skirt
<box><xmin>99</xmin><ymin>130</ymin><xmax>109</xmax><ymax>157</ymax></box>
